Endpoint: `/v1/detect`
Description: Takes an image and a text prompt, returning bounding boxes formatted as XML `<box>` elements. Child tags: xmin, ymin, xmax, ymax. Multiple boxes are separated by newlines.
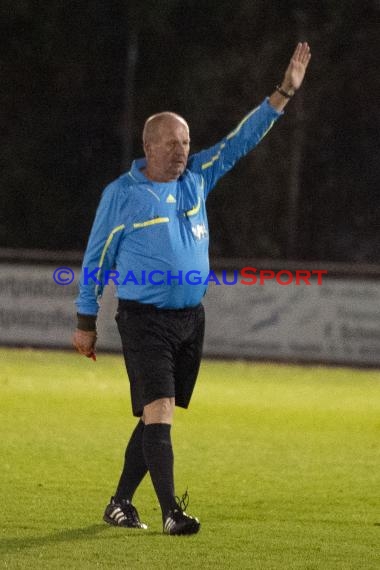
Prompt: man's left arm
<box><xmin>188</xmin><ymin>42</ymin><xmax>311</xmax><ymax>196</ymax></box>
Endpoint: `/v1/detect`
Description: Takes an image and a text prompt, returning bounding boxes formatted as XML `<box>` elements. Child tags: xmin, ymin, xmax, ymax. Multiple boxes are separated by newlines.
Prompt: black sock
<box><xmin>114</xmin><ymin>420</ymin><xmax>148</xmax><ymax>502</ymax></box>
<box><xmin>143</xmin><ymin>423</ymin><xmax>177</xmax><ymax>519</ymax></box>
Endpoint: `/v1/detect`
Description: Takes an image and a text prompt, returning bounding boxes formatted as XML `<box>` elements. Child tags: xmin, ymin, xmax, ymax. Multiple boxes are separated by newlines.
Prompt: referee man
<box><xmin>73</xmin><ymin>43</ymin><xmax>311</xmax><ymax>535</ymax></box>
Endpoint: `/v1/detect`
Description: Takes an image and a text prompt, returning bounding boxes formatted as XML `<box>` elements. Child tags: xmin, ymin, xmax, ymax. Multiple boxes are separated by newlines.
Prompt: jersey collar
<box><xmin>130</xmin><ymin>158</ymin><xmax>149</xmax><ymax>182</ymax></box>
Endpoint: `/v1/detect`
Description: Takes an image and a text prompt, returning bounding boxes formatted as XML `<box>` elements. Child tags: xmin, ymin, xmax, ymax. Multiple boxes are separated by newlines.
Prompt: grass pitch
<box><xmin>1</xmin><ymin>348</ymin><xmax>380</xmax><ymax>569</ymax></box>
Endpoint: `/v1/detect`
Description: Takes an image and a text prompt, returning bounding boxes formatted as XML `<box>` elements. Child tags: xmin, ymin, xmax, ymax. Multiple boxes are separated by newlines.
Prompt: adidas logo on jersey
<box><xmin>166</xmin><ymin>194</ymin><xmax>176</xmax><ymax>203</ymax></box>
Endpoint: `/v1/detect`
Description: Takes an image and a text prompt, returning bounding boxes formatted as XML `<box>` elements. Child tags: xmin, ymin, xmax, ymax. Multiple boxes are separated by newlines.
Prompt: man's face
<box><xmin>144</xmin><ymin>118</ymin><xmax>190</xmax><ymax>182</ymax></box>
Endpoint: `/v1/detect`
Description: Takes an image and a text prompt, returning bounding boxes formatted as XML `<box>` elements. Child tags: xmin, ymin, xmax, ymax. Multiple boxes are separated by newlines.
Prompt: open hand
<box><xmin>282</xmin><ymin>42</ymin><xmax>311</xmax><ymax>93</ymax></box>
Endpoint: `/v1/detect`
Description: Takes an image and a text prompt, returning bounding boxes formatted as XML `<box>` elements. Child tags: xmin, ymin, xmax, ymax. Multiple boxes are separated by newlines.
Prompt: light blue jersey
<box><xmin>75</xmin><ymin>98</ymin><xmax>282</xmax><ymax>314</ymax></box>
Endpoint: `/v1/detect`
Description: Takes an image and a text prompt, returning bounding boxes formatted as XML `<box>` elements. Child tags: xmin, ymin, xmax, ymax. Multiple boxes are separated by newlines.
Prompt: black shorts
<box><xmin>116</xmin><ymin>300</ymin><xmax>205</xmax><ymax>417</ymax></box>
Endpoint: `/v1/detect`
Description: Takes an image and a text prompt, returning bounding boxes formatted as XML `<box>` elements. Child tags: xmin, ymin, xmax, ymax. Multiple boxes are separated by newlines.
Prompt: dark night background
<box><xmin>1</xmin><ymin>0</ymin><xmax>379</xmax><ymax>262</ymax></box>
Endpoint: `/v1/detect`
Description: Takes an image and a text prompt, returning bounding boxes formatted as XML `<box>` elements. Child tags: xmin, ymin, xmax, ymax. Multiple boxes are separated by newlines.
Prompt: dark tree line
<box><xmin>1</xmin><ymin>0</ymin><xmax>379</xmax><ymax>262</ymax></box>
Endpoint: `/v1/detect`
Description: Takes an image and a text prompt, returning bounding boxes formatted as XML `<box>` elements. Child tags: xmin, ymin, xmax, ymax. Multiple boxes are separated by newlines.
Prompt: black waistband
<box><xmin>117</xmin><ymin>299</ymin><xmax>201</xmax><ymax>313</ymax></box>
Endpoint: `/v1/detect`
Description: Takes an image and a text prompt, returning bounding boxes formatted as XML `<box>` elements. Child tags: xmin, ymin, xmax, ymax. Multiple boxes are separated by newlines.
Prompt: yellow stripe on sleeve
<box><xmin>201</xmin><ymin>108</ymin><xmax>261</xmax><ymax>171</ymax></box>
<box><xmin>259</xmin><ymin>119</ymin><xmax>275</xmax><ymax>141</ymax></box>
<box><xmin>94</xmin><ymin>224</ymin><xmax>125</xmax><ymax>297</ymax></box>
<box><xmin>226</xmin><ymin>106</ymin><xmax>260</xmax><ymax>140</ymax></box>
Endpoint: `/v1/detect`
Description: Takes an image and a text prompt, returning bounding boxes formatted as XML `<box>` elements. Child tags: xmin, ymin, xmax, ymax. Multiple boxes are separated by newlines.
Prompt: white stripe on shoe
<box><xmin>164</xmin><ymin>518</ymin><xmax>176</xmax><ymax>533</ymax></box>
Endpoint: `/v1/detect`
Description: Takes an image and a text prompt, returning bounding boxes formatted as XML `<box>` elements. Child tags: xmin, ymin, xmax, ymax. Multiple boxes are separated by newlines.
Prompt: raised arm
<box><xmin>188</xmin><ymin>42</ymin><xmax>311</xmax><ymax>196</ymax></box>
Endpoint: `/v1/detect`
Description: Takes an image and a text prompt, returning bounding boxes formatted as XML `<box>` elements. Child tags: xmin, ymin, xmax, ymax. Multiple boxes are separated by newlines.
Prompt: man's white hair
<box><xmin>142</xmin><ymin>112</ymin><xmax>189</xmax><ymax>144</ymax></box>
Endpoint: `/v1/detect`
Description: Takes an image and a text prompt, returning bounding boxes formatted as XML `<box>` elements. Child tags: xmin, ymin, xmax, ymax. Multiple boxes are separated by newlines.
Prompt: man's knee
<box><xmin>143</xmin><ymin>397</ymin><xmax>175</xmax><ymax>425</ymax></box>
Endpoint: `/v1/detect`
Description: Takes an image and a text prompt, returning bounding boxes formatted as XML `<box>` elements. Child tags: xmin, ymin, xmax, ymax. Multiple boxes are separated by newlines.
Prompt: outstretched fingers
<box><xmin>292</xmin><ymin>42</ymin><xmax>302</xmax><ymax>61</ymax></box>
<box><xmin>302</xmin><ymin>44</ymin><xmax>311</xmax><ymax>65</ymax></box>
<box><xmin>298</xmin><ymin>42</ymin><xmax>311</xmax><ymax>64</ymax></box>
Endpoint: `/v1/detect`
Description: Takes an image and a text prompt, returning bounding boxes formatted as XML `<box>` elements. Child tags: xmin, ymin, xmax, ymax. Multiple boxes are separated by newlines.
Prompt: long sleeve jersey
<box><xmin>75</xmin><ymin>98</ymin><xmax>282</xmax><ymax>315</ymax></box>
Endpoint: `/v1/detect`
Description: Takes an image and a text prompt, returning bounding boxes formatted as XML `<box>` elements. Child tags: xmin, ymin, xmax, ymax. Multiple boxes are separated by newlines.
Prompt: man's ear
<box><xmin>143</xmin><ymin>141</ymin><xmax>151</xmax><ymax>157</ymax></box>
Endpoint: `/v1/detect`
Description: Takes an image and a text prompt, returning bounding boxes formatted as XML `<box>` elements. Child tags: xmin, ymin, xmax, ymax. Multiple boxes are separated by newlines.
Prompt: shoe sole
<box><xmin>166</xmin><ymin>521</ymin><xmax>201</xmax><ymax>536</ymax></box>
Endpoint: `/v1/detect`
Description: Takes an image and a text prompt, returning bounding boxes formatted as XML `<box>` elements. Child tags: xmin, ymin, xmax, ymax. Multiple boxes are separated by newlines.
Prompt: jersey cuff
<box><xmin>76</xmin><ymin>313</ymin><xmax>97</xmax><ymax>331</ymax></box>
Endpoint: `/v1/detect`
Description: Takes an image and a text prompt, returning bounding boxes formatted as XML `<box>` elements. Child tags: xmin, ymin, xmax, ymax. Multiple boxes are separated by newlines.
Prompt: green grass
<box><xmin>1</xmin><ymin>348</ymin><xmax>380</xmax><ymax>569</ymax></box>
